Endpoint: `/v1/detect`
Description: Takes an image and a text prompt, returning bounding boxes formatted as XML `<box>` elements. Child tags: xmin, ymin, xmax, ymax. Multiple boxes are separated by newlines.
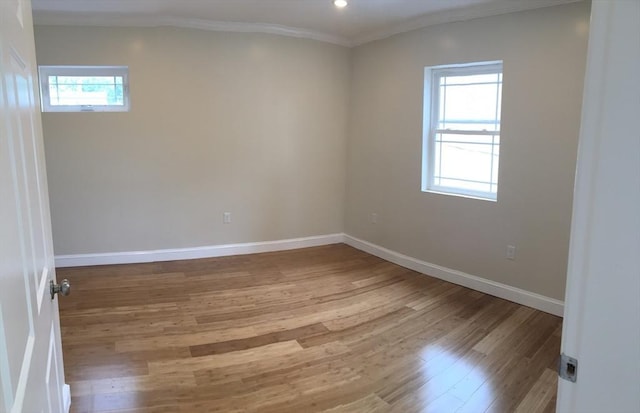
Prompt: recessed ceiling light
<box><xmin>334</xmin><ymin>0</ymin><xmax>348</xmax><ymax>8</ymax></box>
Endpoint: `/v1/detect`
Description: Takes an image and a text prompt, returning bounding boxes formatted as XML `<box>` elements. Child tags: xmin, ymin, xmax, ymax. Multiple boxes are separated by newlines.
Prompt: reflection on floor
<box><xmin>57</xmin><ymin>243</ymin><xmax>561</xmax><ymax>412</ymax></box>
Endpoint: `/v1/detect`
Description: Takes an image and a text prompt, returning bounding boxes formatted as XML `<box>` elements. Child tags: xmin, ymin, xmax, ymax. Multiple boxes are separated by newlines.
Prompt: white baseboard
<box><xmin>54</xmin><ymin>232</ymin><xmax>563</xmax><ymax>316</ymax></box>
<box><xmin>343</xmin><ymin>234</ymin><xmax>564</xmax><ymax>317</ymax></box>
<box><xmin>54</xmin><ymin>233</ymin><xmax>344</xmax><ymax>268</ymax></box>
<box><xmin>62</xmin><ymin>383</ymin><xmax>71</xmax><ymax>413</ymax></box>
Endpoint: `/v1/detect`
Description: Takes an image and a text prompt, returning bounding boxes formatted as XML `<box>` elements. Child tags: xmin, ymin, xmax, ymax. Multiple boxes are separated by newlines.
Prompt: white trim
<box><xmin>343</xmin><ymin>234</ymin><xmax>564</xmax><ymax>316</ymax></box>
<box><xmin>32</xmin><ymin>0</ymin><xmax>582</xmax><ymax>48</ymax></box>
<box><xmin>62</xmin><ymin>384</ymin><xmax>70</xmax><ymax>413</ymax></box>
<box><xmin>54</xmin><ymin>234</ymin><xmax>345</xmax><ymax>267</ymax></box>
<box><xmin>32</xmin><ymin>15</ymin><xmax>352</xmax><ymax>47</ymax></box>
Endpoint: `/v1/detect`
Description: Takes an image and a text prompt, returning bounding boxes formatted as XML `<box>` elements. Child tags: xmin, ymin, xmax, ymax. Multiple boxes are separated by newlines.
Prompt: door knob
<box><xmin>50</xmin><ymin>279</ymin><xmax>71</xmax><ymax>300</ymax></box>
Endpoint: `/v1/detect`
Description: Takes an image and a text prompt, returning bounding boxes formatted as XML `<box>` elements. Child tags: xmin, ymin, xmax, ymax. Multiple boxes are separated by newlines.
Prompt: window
<box><xmin>422</xmin><ymin>61</ymin><xmax>503</xmax><ymax>201</ymax></box>
<box><xmin>38</xmin><ymin>66</ymin><xmax>129</xmax><ymax>112</ymax></box>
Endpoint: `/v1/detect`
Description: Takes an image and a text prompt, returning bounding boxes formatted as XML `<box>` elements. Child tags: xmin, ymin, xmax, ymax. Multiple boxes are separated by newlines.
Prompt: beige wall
<box><xmin>36</xmin><ymin>3</ymin><xmax>589</xmax><ymax>300</ymax></box>
<box><xmin>345</xmin><ymin>2</ymin><xmax>590</xmax><ymax>300</ymax></box>
<box><xmin>34</xmin><ymin>26</ymin><xmax>350</xmax><ymax>255</ymax></box>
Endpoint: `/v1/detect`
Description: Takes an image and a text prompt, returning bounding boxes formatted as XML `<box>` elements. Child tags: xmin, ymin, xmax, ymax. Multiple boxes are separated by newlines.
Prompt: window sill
<box><xmin>422</xmin><ymin>189</ymin><xmax>497</xmax><ymax>202</ymax></box>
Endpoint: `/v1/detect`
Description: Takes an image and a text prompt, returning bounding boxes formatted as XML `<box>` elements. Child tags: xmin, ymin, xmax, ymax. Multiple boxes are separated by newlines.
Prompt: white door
<box><xmin>0</xmin><ymin>0</ymin><xmax>69</xmax><ymax>412</ymax></box>
<box><xmin>556</xmin><ymin>1</ymin><xmax>640</xmax><ymax>412</ymax></box>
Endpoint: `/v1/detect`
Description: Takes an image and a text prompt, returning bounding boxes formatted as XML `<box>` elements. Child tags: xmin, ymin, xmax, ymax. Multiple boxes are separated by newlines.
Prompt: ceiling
<box><xmin>31</xmin><ymin>0</ymin><xmax>581</xmax><ymax>47</ymax></box>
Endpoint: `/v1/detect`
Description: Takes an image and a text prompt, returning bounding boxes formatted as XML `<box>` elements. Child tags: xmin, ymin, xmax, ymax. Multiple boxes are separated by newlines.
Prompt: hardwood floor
<box><xmin>57</xmin><ymin>244</ymin><xmax>561</xmax><ymax>413</ymax></box>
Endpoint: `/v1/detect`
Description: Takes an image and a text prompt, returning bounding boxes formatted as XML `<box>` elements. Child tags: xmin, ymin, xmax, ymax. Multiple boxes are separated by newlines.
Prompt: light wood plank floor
<box><xmin>57</xmin><ymin>244</ymin><xmax>561</xmax><ymax>413</ymax></box>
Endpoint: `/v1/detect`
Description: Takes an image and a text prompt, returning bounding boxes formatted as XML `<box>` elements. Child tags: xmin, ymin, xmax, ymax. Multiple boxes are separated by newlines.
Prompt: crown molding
<box><xmin>351</xmin><ymin>0</ymin><xmax>583</xmax><ymax>46</ymax></box>
<box><xmin>33</xmin><ymin>0</ymin><xmax>582</xmax><ymax>48</ymax></box>
<box><xmin>32</xmin><ymin>13</ymin><xmax>353</xmax><ymax>47</ymax></box>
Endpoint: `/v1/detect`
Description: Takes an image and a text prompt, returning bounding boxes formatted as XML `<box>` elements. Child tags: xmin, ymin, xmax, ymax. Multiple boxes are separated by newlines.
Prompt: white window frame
<box><xmin>38</xmin><ymin>65</ymin><xmax>130</xmax><ymax>112</ymax></box>
<box><xmin>422</xmin><ymin>61</ymin><xmax>503</xmax><ymax>201</ymax></box>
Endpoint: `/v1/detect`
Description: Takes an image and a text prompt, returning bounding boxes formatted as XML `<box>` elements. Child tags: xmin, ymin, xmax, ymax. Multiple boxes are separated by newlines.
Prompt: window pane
<box><xmin>439</xmin><ymin>82</ymin><xmax>500</xmax><ymax>131</ymax></box>
<box><xmin>48</xmin><ymin>75</ymin><xmax>124</xmax><ymax>106</ymax></box>
<box><xmin>439</xmin><ymin>178</ymin><xmax>492</xmax><ymax>194</ymax></box>
<box><xmin>434</xmin><ymin>141</ymin><xmax>497</xmax><ymax>183</ymax></box>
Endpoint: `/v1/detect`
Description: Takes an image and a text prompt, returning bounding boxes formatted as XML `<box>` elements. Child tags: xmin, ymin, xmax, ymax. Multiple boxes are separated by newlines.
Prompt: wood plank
<box><xmin>515</xmin><ymin>368</ymin><xmax>558</xmax><ymax>413</ymax></box>
<box><xmin>149</xmin><ymin>340</ymin><xmax>304</xmax><ymax>374</ymax></box>
<box><xmin>322</xmin><ymin>393</ymin><xmax>390</xmax><ymax>413</ymax></box>
<box><xmin>189</xmin><ymin>323</ymin><xmax>329</xmax><ymax>356</ymax></box>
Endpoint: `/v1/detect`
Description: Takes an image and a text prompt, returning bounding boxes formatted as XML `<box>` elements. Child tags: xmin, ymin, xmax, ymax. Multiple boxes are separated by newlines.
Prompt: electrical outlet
<box><xmin>370</xmin><ymin>213</ymin><xmax>378</xmax><ymax>224</ymax></box>
<box><xmin>223</xmin><ymin>212</ymin><xmax>231</xmax><ymax>224</ymax></box>
<box><xmin>506</xmin><ymin>245</ymin><xmax>516</xmax><ymax>260</ymax></box>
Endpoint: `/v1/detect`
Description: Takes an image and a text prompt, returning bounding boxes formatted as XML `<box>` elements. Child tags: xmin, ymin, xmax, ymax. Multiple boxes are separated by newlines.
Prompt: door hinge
<box><xmin>558</xmin><ymin>353</ymin><xmax>578</xmax><ymax>382</ymax></box>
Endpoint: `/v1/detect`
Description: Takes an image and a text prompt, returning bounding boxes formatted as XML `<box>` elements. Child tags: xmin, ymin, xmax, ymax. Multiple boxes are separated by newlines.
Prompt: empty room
<box><xmin>1</xmin><ymin>0</ymin><xmax>638</xmax><ymax>412</ymax></box>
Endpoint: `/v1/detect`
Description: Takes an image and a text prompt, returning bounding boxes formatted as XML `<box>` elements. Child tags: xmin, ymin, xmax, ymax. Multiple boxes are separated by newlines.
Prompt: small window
<box><xmin>38</xmin><ymin>66</ymin><xmax>129</xmax><ymax>112</ymax></box>
<box><xmin>422</xmin><ymin>61</ymin><xmax>503</xmax><ymax>201</ymax></box>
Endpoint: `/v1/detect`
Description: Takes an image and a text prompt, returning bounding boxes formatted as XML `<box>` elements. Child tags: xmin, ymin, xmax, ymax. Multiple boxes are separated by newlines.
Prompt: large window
<box><xmin>38</xmin><ymin>66</ymin><xmax>129</xmax><ymax>112</ymax></box>
<box><xmin>423</xmin><ymin>61</ymin><xmax>503</xmax><ymax>201</ymax></box>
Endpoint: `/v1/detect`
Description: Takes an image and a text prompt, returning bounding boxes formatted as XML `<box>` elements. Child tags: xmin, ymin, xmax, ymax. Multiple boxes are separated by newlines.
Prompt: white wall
<box><xmin>34</xmin><ymin>26</ymin><xmax>350</xmax><ymax>255</ymax></box>
<box><xmin>345</xmin><ymin>2</ymin><xmax>590</xmax><ymax>300</ymax></box>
